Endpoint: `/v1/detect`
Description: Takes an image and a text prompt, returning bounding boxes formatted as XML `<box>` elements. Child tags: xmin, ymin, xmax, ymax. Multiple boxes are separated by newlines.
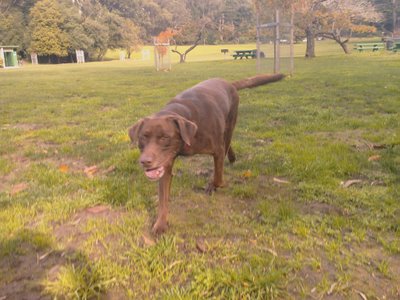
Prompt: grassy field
<box><xmin>107</xmin><ymin>39</ymin><xmax>383</xmax><ymax>64</ymax></box>
<box><xmin>0</xmin><ymin>42</ymin><xmax>399</xmax><ymax>299</ymax></box>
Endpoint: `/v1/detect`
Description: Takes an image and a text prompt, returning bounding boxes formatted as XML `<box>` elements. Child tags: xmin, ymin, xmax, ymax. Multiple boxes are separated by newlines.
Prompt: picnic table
<box><xmin>390</xmin><ymin>42</ymin><xmax>400</xmax><ymax>52</ymax></box>
<box><xmin>353</xmin><ymin>42</ymin><xmax>385</xmax><ymax>52</ymax></box>
<box><xmin>233</xmin><ymin>50</ymin><xmax>257</xmax><ymax>59</ymax></box>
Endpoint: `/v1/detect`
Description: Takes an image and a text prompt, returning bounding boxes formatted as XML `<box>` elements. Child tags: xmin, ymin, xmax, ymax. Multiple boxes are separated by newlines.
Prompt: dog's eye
<box><xmin>159</xmin><ymin>136</ymin><xmax>170</xmax><ymax>145</ymax></box>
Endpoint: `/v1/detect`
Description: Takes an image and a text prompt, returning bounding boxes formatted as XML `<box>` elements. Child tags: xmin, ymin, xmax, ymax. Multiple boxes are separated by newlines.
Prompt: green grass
<box><xmin>0</xmin><ymin>41</ymin><xmax>399</xmax><ymax>299</ymax></box>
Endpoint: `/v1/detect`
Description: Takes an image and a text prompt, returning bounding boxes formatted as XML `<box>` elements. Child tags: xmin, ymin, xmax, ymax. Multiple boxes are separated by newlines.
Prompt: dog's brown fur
<box><xmin>129</xmin><ymin>73</ymin><xmax>284</xmax><ymax>234</ymax></box>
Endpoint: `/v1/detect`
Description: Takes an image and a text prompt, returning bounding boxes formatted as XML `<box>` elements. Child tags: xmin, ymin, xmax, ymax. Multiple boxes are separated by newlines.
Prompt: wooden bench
<box><xmin>353</xmin><ymin>42</ymin><xmax>385</xmax><ymax>52</ymax></box>
<box><xmin>233</xmin><ymin>50</ymin><xmax>257</xmax><ymax>59</ymax></box>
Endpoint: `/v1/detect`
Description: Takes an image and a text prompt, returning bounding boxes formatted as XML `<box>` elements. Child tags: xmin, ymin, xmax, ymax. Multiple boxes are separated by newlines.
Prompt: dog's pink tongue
<box><xmin>145</xmin><ymin>167</ymin><xmax>164</xmax><ymax>181</ymax></box>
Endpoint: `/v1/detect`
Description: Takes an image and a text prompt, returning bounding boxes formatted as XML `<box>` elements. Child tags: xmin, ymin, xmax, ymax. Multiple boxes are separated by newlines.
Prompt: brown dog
<box><xmin>129</xmin><ymin>73</ymin><xmax>284</xmax><ymax>234</ymax></box>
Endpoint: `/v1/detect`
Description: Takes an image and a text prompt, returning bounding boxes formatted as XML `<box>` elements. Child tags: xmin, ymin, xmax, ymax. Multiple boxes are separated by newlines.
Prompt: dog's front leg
<box><xmin>205</xmin><ymin>146</ymin><xmax>225</xmax><ymax>195</ymax></box>
<box><xmin>152</xmin><ymin>164</ymin><xmax>173</xmax><ymax>234</ymax></box>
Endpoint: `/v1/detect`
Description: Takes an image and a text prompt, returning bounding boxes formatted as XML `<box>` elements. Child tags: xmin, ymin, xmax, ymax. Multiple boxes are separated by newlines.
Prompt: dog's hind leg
<box><xmin>227</xmin><ymin>146</ymin><xmax>236</xmax><ymax>163</ymax></box>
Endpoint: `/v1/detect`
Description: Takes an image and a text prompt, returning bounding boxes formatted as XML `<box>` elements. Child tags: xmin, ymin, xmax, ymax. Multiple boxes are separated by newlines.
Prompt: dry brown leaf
<box><xmin>86</xmin><ymin>205</ymin><xmax>109</xmax><ymax>214</ymax></box>
<box><xmin>59</xmin><ymin>164</ymin><xmax>69</xmax><ymax>173</ymax></box>
<box><xmin>354</xmin><ymin>290</ymin><xmax>367</xmax><ymax>300</ymax></box>
<box><xmin>10</xmin><ymin>182</ymin><xmax>29</xmax><ymax>195</ymax></box>
<box><xmin>327</xmin><ymin>282</ymin><xmax>337</xmax><ymax>295</ymax></box>
<box><xmin>368</xmin><ymin>154</ymin><xmax>381</xmax><ymax>162</ymax></box>
<box><xmin>142</xmin><ymin>234</ymin><xmax>156</xmax><ymax>247</ymax></box>
<box><xmin>196</xmin><ymin>238</ymin><xmax>207</xmax><ymax>253</ymax></box>
<box><xmin>263</xmin><ymin>247</ymin><xmax>278</xmax><ymax>257</ymax></box>
<box><xmin>273</xmin><ymin>177</ymin><xmax>290</xmax><ymax>184</ymax></box>
<box><xmin>242</xmin><ymin>170</ymin><xmax>252</xmax><ymax>178</ymax></box>
<box><xmin>249</xmin><ymin>239</ymin><xmax>257</xmax><ymax>246</ymax></box>
<box><xmin>341</xmin><ymin>179</ymin><xmax>362</xmax><ymax>188</ymax></box>
<box><xmin>84</xmin><ymin>165</ymin><xmax>98</xmax><ymax>178</ymax></box>
<box><xmin>103</xmin><ymin>165</ymin><xmax>116</xmax><ymax>175</ymax></box>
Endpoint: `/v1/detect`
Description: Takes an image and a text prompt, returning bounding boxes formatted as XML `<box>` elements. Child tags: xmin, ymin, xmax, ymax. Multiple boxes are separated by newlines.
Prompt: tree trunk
<box><xmin>171</xmin><ymin>27</ymin><xmax>204</xmax><ymax>63</ymax></box>
<box><xmin>305</xmin><ymin>27</ymin><xmax>316</xmax><ymax>58</ymax></box>
<box><xmin>179</xmin><ymin>53</ymin><xmax>186</xmax><ymax>63</ymax></box>
<box><xmin>338</xmin><ymin>40</ymin><xmax>350</xmax><ymax>54</ymax></box>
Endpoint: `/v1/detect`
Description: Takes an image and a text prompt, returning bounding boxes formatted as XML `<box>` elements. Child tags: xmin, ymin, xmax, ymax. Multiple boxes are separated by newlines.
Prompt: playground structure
<box><xmin>154</xmin><ymin>30</ymin><xmax>174</xmax><ymax>71</ymax></box>
<box><xmin>154</xmin><ymin>38</ymin><xmax>171</xmax><ymax>71</ymax></box>
<box><xmin>255</xmin><ymin>5</ymin><xmax>294</xmax><ymax>75</ymax></box>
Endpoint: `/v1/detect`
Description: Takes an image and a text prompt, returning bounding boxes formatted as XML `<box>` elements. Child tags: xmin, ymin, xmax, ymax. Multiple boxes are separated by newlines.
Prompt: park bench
<box><xmin>233</xmin><ymin>50</ymin><xmax>257</xmax><ymax>59</ymax></box>
<box><xmin>353</xmin><ymin>42</ymin><xmax>385</xmax><ymax>52</ymax></box>
<box><xmin>390</xmin><ymin>42</ymin><xmax>400</xmax><ymax>52</ymax></box>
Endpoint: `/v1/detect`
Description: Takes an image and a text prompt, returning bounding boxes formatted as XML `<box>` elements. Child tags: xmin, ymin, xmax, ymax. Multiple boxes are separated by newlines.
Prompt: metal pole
<box><xmin>274</xmin><ymin>9</ymin><xmax>280</xmax><ymax>74</ymax></box>
<box><xmin>256</xmin><ymin>12</ymin><xmax>261</xmax><ymax>73</ymax></box>
<box><xmin>289</xmin><ymin>4</ymin><xmax>294</xmax><ymax>76</ymax></box>
<box><xmin>394</xmin><ymin>0</ymin><xmax>398</xmax><ymax>37</ymax></box>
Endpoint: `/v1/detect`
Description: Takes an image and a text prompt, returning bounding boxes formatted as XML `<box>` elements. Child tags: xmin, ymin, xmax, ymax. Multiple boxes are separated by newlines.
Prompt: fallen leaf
<box><xmin>273</xmin><ymin>177</ymin><xmax>290</xmax><ymax>184</ymax></box>
<box><xmin>38</xmin><ymin>250</ymin><xmax>54</xmax><ymax>263</ymax></box>
<box><xmin>371</xmin><ymin>143</ymin><xmax>387</xmax><ymax>149</ymax></box>
<box><xmin>84</xmin><ymin>165</ymin><xmax>98</xmax><ymax>178</ymax></box>
<box><xmin>59</xmin><ymin>164</ymin><xmax>69</xmax><ymax>173</ymax></box>
<box><xmin>103</xmin><ymin>165</ymin><xmax>116</xmax><ymax>175</ymax></box>
<box><xmin>142</xmin><ymin>234</ymin><xmax>156</xmax><ymax>247</ymax></box>
<box><xmin>368</xmin><ymin>154</ymin><xmax>381</xmax><ymax>162</ymax></box>
<box><xmin>249</xmin><ymin>239</ymin><xmax>257</xmax><ymax>246</ymax></box>
<box><xmin>10</xmin><ymin>182</ymin><xmax>29</xmax><ymax>195</ymax></box>
<box><xmin>340</xmin><ymin>179</ymin><xmax>362</xmax><ymax>188</ymax></box>
<box><xmin>86</xmin><ymin>205</ymin><xmax>109</xmax><ymax>214</ymax></box>
<box><xmin>263</xmin><ymin>247</ymin><xmax>277</xmax><ymax>257</ymax></box>
<box><xmin>242</xmin><ymin>170</ymin><xmax>252</xmax><ymax>178</ymax></box>
<box><xmin>196</xmin><ymin>238</ymin><xmax>207</xmax><ymax>253</ymax></box>
<box><xmin>354</xmin><ymin>290</ymin><xmax>367</xmax><ymax>300</ymax></box>
<box><xmin>327</xmin><ymin>282</ymin><xmax>337</xmax><ymax>295</ymax></box>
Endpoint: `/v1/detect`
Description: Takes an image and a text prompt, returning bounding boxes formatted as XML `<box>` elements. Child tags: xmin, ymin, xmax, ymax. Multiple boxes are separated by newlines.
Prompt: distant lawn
<box><xmin>0</xmin><ymin>47</ymin><xmax>399</xmax><ymax>299</ymax></box>
<box><xmin>106</xmin><ymin>38</ymin><xmax>386</xmax><ymax>65</ymax></box>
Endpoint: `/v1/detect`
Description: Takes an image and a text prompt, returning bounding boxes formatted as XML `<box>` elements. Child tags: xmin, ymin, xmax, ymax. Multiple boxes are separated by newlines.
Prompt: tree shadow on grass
<box><xmin>0</xmin><ymin>228</ymin><xmax>110</xmax><ymax>299</ymax></box>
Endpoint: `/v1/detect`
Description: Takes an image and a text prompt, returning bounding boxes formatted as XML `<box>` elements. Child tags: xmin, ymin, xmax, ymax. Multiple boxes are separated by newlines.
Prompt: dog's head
<box><xmin>129</xmin><ymin>115</ymin><xmax>197</xmax><ymax>181</ymax></box>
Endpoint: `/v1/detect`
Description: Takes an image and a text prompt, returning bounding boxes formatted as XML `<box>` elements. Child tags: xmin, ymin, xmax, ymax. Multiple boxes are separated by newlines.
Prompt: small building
<box><xmin>0</xmin><ymin>46</ymin><xmax>19</xmax><ymax>68</ymax></box>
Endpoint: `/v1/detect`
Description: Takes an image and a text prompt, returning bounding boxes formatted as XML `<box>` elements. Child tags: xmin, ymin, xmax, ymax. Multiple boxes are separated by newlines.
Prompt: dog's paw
<box><xmin>152</xmin><ymin>219</ymin><xmax>168</xmax><ymax>235</ymax></box>
<box><xmin>205</xmin><ymin>183</ymin><xmax>217</xmax><ymax>195</ymax></box>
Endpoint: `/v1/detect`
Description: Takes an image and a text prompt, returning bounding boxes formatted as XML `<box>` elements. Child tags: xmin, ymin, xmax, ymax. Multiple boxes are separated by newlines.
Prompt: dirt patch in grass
<box><xmin>53</xmin><ymin>205</ymin><xmax>126</xmax><ymax>254</ymax></box>
<box><xmin>312</xmin><ymin>130</ymin><xmax>388</xmax><ymax>151</ymax></box>
<box><xmin>6</xmin><ymin>123</ymin><xmax>44</xmax><ymax>131</ymax></box>
<box><xmin>0</xmin><ymin>154</ymin><xmax>31</xmax><ymax>194</ymax></box>
<box><xmin>0</xmin><ymin>247</ymin><xmax>66</xmax><ymax>300</ymax></box>
<box><xmin>0</xmin><ymin>205</ymin><xmax>127</xmax><ymax>300</ymax></box>
<box><xmin>302</xmin><ymin>202</ymin><xmax>345</xmax><ymax>217</ymax></box>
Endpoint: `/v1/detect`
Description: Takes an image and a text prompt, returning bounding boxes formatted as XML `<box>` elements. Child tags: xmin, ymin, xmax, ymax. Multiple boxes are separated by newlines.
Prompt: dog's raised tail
<box><xmin>232</xmin><ymin>73</ymin><xmax>285</xmax><ymax>90</ymax></box>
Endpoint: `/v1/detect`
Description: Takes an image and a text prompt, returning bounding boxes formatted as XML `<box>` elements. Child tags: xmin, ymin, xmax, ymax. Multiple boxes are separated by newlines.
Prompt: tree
<box><xmin>29</xmin><ymin>0</ymin><xmax>69</xmax><ymax>62</ymax></box>
<box><xmin>120</xmin><ymin>19</ymin><xmax>142</xmax><ymax>59</ymax></box>
<box><xmin>291</xmin><ymin>0</ymin><xmax>381</xmax><ymax>57</ymax></box>
<box><xmin>60</xmin><ymin>1</ymin><xmax>93</xmax><ymax>61</ymax></box>
<box><xmin>171</xmin><ymin>20</ymin><xmax>210</xmax><ymax>63</ymax></box>
<box><xmin>318</xmin><ymin>0</ymin><xmax>382</xmax><ymax>54</ymax></box>
<box><xmin>0</xmin><ymin>10</ymin><xmax>26</xmax><ymax>46</ymax></box>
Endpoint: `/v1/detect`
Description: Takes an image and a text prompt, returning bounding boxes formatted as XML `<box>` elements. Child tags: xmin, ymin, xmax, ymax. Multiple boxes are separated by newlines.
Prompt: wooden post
<box><xmin>289</xmin><ymin>4</ymin><xmax>294</xmax><ymax>76</ymax></box>
<box><xmin>256</xmin><ymin>12</ymin><xmax>261</xmax><ymax>73</ymax></box>
<box><xmin>274</xmin><ymin>9</ymin><xmax>280</xmax><ymax>74</ymax></box>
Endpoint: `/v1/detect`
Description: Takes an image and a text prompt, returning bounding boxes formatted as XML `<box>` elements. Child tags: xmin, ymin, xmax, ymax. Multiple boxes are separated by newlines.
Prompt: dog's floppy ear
<box><xmin>128</xmin><ymin>119</ymin><xmax>145</xmax><ymax>144</ymax></box>
<box><xmin>172</xmin><ymin>116</ymin><xmax>198</xmax><ymax>146</ymax></box>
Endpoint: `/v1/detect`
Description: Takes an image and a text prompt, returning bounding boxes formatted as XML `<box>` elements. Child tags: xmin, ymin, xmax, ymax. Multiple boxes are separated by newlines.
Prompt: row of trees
<box><xmin>0</xmin><ymin>0</ymin><xmax>397</xmax><ymax>62</ymax></box>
